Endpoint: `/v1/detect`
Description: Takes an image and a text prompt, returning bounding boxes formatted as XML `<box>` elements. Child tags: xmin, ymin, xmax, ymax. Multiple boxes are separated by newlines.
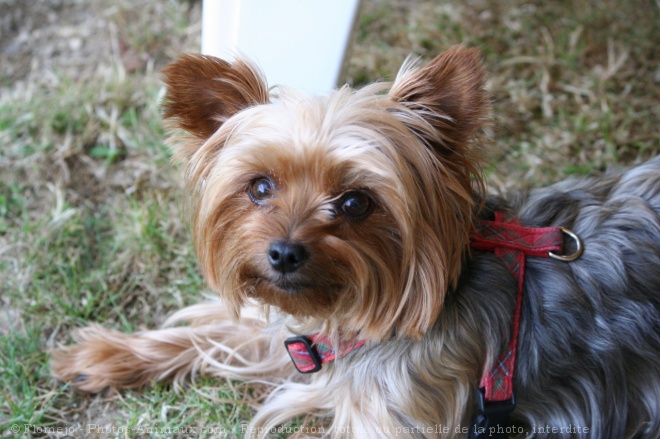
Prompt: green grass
<box><xmin>1</xmin><ymin>0</ymin><xmax>659</xmax><ymax>437</ymax></box>
<box><xmin>0</xmin><ymin>324</ymin><xmax>63</xmax><ymax>432</ymax></box>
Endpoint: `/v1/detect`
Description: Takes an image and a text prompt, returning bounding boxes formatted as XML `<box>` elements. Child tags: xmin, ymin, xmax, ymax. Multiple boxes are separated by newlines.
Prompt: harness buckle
<box><xmin>284</xmin><ymin>336</ymin><xmax>322</xmax><ymax>373</ymax></box>
<box><xmin>469</xmin><ymin>387</ymin><xmax>516</xmax><ymax>439</ymax></box>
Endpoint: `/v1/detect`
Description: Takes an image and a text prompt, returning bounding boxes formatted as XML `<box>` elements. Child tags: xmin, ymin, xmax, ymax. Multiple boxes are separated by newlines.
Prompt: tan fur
<box><xmin>51</xmin><ymin>303</ymin><xmax>295</xmax><ymax>393</ymax></box>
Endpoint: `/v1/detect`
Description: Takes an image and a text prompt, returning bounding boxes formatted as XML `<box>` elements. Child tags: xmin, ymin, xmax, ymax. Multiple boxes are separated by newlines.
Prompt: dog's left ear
<box><xmin>162</xmin><ymin>54</ymin><xmax>270</xmax><ymax>142</ymax></box>
<box><xmin>389</xmin><ymin>45</ymin><xmax>489</xmax><ymax>156</ymax></box>
<box><xmin>385</xmin><ymin>47</ymin><xmax>489</xmax><ymax>340</ymax></box>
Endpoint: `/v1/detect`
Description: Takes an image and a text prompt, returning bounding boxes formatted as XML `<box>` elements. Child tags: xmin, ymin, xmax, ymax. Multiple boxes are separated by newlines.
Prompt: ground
<box><xmin>1</xmin><ymin>0</ymin><xmax>659</xmax><ymax>437</ymax></box>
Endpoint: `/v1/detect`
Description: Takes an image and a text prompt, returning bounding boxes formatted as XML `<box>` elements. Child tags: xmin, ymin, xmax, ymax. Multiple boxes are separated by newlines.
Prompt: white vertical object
<box><xmin>201</xmin><ymin>0</ymin><xmax>361</xmax><ymax>95</ymax></box>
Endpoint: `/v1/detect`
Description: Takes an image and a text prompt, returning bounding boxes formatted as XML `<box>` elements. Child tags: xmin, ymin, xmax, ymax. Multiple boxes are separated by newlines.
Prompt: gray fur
<box><xmin>509</xmin><ymin>157</ymin><xmax>660</xmax><ymax>438</ymax></box>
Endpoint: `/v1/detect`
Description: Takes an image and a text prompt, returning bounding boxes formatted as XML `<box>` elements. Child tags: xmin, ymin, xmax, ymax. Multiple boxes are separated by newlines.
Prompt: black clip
<box><xmin>468</xmin><ymin>388</ymin><xmax>516</xmax><ymax>439</ymax></box>
<box><xmin>284</xmin><ymin>336</ymin><xmax>322</xmax><ymax>374</ymax></box>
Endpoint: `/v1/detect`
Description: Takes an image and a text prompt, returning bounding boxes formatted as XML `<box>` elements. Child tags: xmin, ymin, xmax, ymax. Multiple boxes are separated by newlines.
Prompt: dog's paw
<box><xmin>50</xmin><ymin>324</ymin><xmax>149</xmax><ymax>393</ymax></box>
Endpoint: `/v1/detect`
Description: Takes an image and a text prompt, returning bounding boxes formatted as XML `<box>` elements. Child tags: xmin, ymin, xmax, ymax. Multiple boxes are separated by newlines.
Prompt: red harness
<box><xmin>284</xmin><ymin>211</ymin><xmax>580</xmax><ymax>432</ymax></box>
<box><xmin>469</xmin><ymin>211</ymin><xmax>565</xmax><ymax>402</ymax></box>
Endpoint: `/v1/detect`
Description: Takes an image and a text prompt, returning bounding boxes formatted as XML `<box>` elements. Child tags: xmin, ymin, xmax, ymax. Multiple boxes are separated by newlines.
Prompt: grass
<box><xmin>1</xmin><ymin>0</ymin><xmax>659</xmax><ymax>437</ymax></box>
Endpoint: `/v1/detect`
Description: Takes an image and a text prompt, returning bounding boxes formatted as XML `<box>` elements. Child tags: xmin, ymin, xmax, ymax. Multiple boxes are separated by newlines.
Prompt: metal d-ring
<box><xmin>548</xmin><ymin>227</ymin><xmax>583</xmax><ymax>262</ymax></box>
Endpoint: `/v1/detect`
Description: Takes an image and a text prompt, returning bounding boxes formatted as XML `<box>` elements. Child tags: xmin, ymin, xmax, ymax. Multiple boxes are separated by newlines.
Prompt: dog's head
<box><xmin>162</xmin><ymin>46</ymin><xmax>489</xmax><ymax>341</ymax></box>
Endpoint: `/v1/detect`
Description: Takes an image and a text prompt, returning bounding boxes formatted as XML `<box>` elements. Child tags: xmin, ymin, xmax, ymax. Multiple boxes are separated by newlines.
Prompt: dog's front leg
<box><xmin>51</xmin><ymin>322</ymin><xmax>207</xmax><ymax>393</ymax></box>
<box><xmin>51</xmin><ymin>302</ymin><xmax>293</xmax><ymax>393</ymax></box>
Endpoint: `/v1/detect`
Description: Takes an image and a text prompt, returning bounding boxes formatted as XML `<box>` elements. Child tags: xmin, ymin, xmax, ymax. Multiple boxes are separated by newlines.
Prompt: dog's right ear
<box><xmin>162</xmin><ymin>54</ymin><xmax>269</xmax><ymax>142</ymax></box>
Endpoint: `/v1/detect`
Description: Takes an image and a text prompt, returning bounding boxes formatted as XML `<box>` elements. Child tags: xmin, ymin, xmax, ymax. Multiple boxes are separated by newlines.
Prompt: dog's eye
<box><xmin>339</xmin><ymin>191</ymin><xmax>374</xmax><ymax>220</ymax></box>
<box><xmin>249</xmin><ymin>177</ymin><xmax>275</xmax><ymax>204</ymax></box>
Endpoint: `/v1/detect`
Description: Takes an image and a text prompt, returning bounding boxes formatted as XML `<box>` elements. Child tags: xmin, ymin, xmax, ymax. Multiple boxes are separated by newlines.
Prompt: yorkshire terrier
<box><xmin>52</xmin><ymin>46</ymin><xmax>659</xmax><ymax>438</ymax></box>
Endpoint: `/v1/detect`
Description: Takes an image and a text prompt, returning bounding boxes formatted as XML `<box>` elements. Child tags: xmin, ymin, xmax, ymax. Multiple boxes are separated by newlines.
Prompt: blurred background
<box><xmin>1</xmin><ymin>0</ymin><xmax>659</xmax><ymax>436</ymax></box>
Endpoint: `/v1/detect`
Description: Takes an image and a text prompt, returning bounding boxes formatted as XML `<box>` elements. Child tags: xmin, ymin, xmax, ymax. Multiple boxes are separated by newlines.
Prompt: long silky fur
<box><xmin>51</xmin><ymin>47</ymin><xmax>660</xmax><ymax>438</ymax></box>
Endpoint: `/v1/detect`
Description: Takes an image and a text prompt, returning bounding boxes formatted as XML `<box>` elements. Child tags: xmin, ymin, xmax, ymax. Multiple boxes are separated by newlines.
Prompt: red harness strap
<box><xmin>469</xmin><ymin>211</ymin><xmax>564</xmax><ymax>403</ymax></box>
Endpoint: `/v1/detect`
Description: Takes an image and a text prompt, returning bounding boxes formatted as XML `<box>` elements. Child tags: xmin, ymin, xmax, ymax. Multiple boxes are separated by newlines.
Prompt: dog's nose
<box><xmin>268</xmin><ymin>239</ymin><xmax>309</xmax><ymax>274</ymax></box>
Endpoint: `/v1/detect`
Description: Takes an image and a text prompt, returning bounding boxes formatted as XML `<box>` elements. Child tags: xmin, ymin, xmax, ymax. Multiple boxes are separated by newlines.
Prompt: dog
<box><xmin>52</xmin><ymin>46</ymin><xmax>660</xmax><ymax>438</ymax></box>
